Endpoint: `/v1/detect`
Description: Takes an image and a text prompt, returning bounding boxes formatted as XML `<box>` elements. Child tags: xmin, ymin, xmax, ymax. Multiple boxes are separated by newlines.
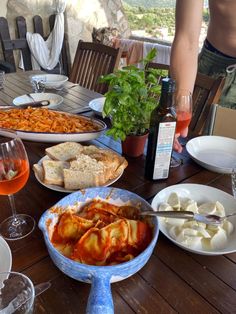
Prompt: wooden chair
<box><xmin>0</xmin><ymin>15</ymin><xmax>71</xmax><ymax>76</ymax></box>
<box><xmin>210</xmin><ymin>105</ymin><xmax>236</xmax><ymax>139</ymax></box>
<box><xmin>69</xmin><ymin>40</ymin><xmax>121</xmax><ymax>94</ymax></box>
<box><xmin>147</xmin><ymin>62</ymin><xmax>225</xmax><ymax>136</ymax></box>
<box><xmin>146</xmin><ymin>62</ymin><xmax>169</xmax><ymax>85</ymax></box>
<box><xmin>190</xmin><ymin>72</ymin><xmax>225</xmax><ymax>136</ymax></box>
<box><xmin>147</xmin><ymin>62</ymin><xmax>169</xmax><ymax>72</ymax></box>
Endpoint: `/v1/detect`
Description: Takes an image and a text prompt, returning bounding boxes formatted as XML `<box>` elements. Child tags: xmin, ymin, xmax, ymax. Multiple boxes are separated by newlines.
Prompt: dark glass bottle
<box><xmin>145</xmin><ymin>77</ymin><xmax>177</xmax><ymax>180</ymax></box>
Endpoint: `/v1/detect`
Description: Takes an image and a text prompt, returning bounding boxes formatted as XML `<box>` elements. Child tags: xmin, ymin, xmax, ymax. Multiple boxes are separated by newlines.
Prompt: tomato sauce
<box><xmin>51</xmin><ymin>200</ymin><xmax>153</xmax><ymax>266</ymax></box>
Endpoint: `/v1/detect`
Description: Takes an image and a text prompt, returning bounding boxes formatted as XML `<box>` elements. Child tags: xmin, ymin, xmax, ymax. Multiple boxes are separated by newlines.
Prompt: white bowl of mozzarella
<box><xmin>151</xmin><ymin>184</ymin><xmax>236</xmax><ymax>255</ymax></box>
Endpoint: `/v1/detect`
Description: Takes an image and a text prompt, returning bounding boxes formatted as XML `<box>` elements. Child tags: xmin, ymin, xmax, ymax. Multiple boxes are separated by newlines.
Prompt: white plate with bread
<box><xmin>33</xmin><ymin>142</ymin><xmax>128</xmax><ymax>193</ymax></box>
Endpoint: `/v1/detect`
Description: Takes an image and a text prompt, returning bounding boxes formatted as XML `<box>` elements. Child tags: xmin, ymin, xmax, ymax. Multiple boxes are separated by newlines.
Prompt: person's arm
<box><xmin>170</xmin><ymin>0</ymin><xmax>204</xmax><ymax>94</ymax></box>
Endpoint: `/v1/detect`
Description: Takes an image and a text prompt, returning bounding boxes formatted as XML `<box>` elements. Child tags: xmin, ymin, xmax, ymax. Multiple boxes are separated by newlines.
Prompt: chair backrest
<box><xmin>210</xmin><ymin>105</ymin><xmax>236</xmax><ymax>139</ymax></box>
<box><xmin>0</xmin><ymin>15</ymin><xmax>70</xmax><ymax>75</ymax></box>
<box><xmin>146</xmin><ymin>62</ymin><xmax>169</xmax><ymax>85</ymax></box>
<box><xmin>147</xmin><ymin>62</ymin><xmax>169</xmax><ymax>72</ymax></box>
<box><xmin>190</xmin><ymin>72</ymin><xmax>225</xmax><ymax>136</ymax></box>
<box><xmin>69</xmin><ymin>40</ymin><xmax>121</xmax><ymax>94</ymax></box>
<box><xmin>147</xmin><ymin>62</ymin><xmax>225</xmax><ymax>136</ymax></box>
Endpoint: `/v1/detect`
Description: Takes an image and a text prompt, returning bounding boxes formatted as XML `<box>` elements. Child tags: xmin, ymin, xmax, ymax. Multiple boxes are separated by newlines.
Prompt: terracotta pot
<box><xmin>121</xmin><ymin>132</ymin><xmax>149</xmax><ymax>157</ymax></box>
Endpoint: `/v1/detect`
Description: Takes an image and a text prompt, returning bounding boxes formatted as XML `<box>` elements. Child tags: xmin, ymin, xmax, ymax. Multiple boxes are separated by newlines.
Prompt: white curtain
<box><xmin>20</xmin><ymin>0</ymin><xmax>67</xmax><ymax>71</ymax></box>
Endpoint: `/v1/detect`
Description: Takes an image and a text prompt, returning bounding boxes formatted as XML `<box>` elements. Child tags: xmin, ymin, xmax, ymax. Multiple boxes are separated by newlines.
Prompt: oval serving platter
<box><xmin>0</xmin><ymin>110</ymin><xmax>107</xmax><ymax>143</ymax></box>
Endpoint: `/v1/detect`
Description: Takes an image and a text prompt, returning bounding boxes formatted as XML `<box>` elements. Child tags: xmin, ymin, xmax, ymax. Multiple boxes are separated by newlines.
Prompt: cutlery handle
<box><xmin>18</xmin><ymin>100</ymin><xmax>50</xmax><ymax>108</ymax></box>
<box><xmin>140</xmin><ymin>210</ymin><xmax>194</xmax><ymax>219</ymax></box>
<box><xmin>75</xmin><ymin>106</ymin><xmax>92</xmax><ymax>114</ymax></box>
<box><xmin>0</xmin><ymin>101</ymin><xmax>50</xmax><ymax>110</ymax></box>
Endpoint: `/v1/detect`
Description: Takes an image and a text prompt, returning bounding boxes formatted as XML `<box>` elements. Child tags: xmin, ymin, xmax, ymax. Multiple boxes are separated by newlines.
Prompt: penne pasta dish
<box><xmin>0</xmin><ymin>108</ymin><xmax>100</xmax><ymax>133</ymax></box>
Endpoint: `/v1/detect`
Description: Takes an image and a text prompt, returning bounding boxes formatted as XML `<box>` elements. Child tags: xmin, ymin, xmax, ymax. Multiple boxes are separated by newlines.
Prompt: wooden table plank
<box><xmin>140</xmin><ymin>254</ymin><xmax>219</xmax><ymax>313</ymax></box>
<box><xmin>154</xmin><ymin>238</ymin><xmax>236</xmax><ymax>313</ymax></box>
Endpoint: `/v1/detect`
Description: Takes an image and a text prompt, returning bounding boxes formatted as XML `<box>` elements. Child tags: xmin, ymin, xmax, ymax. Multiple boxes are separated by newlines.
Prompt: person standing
<box><xmin>170</xmin><ymin>0</ymin><xmax>236</xmax><ymax>110</ymax></box>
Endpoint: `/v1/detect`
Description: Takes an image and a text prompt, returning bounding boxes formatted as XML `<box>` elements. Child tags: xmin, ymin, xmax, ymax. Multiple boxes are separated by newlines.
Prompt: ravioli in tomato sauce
<box><xmin>51</xmin><ymin>199</ymin><xmax>153</xmax><ymax>266</ymax></box>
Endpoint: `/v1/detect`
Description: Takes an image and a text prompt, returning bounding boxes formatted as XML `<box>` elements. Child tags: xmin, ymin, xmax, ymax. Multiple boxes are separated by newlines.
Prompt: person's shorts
<box><xmin>198</xmin><ymin>43</ymin><xmax>236</xmax><ymax>109</ymax></box>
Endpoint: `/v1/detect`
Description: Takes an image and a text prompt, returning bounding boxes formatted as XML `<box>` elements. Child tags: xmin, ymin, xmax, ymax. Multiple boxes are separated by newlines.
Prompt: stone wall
<box><xmin>0</xmin><ymin>0</ymin><xmax>131</xmax><ymax>69</ymax></box>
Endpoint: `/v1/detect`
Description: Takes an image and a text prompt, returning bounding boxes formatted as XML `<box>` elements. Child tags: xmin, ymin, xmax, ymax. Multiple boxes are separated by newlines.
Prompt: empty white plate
<box><xmin>186</xmin><ymin>136</ymin><xmax>236</xmax><ymax>174</ymax></box>
<box><xmin>88</xmin><ymin>97</ymin><xmax>105</xmax><ymax>116</ymax></box>
<box><xmin>13</xmin><ymin>93</ymin><xmax>64</xmax><ymax>109</ymax></box>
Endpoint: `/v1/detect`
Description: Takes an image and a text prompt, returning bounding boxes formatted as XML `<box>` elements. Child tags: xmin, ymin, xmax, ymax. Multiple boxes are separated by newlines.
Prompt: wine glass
<box><xmin>171</xmin><ymin>91</ymin><xmax>192</xmax><ymax>167</ymax></box>
<box><xmin>0</xmin><ymin>129</ymin><xmax>35</xmax><ymax>240</ymax></box>
<box><xmin>0</xmin><ymin>271</ymin><xmax>35</xmax><ymax>313</ymax></box>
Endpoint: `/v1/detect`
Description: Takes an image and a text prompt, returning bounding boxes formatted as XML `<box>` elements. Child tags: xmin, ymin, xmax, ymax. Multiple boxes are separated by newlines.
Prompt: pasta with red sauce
<box><xmin>51</xmin><ymin>199</ymin><xmax>153</xmax><ymax>266</ymax></box>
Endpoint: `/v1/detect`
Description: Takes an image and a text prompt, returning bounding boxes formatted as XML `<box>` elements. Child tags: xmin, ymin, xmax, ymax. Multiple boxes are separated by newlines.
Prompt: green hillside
<box><xmin>123</xmin><ymin>3</ymin><xmax>175</xmax><ymax>37</ymax></box>
<box><xmin>123</xmin><ymin>1</ymin><xmax>209</xmax><ymax>38</ymax></box>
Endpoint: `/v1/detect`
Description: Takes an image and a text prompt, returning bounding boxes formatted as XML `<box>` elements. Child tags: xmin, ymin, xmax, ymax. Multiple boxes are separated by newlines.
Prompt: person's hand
<box><xmin>173</xmin><ymin>127</ymin><xmax>188</xmax><ymax>153</ymax></box>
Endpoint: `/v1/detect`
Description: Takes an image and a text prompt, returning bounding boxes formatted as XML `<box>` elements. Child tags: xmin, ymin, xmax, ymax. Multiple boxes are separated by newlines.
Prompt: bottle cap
<box><xmin>161</xmin><ymin>77</ymin><xmax>175</xmax><ymax>93</ymax></box>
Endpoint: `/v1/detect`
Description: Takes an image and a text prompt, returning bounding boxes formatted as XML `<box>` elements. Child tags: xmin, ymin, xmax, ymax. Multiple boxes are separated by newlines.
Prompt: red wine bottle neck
<box><xmin>159</xmin><ymin>92</ymin><xmax>174</xmax><ymax>109</ymax></box>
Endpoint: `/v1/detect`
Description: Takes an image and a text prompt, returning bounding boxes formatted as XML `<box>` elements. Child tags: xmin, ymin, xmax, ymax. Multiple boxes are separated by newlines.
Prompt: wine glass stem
<box><xmin>8</xmin><ymin>194</ymin><xmax>20</xmax><ymax>225</ymax></box>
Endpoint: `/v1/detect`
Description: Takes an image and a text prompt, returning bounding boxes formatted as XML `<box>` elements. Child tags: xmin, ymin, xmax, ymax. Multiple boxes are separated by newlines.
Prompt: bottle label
<box><xmin>153</xmin><ymin>121</ymin><xmax>176</xmax><ymax>179</ymax></box>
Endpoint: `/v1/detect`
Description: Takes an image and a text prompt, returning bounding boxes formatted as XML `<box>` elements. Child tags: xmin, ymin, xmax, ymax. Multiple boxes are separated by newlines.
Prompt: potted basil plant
<box><xmin>99</xmin><ymin>48</ymin><xmax>163</xmax><ymax>157</ymax></box>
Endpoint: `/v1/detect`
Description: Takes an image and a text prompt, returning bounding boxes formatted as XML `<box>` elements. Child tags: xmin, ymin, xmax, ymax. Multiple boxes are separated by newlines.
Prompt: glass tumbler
<box><xmin>30</xmin><ymin>77</ymin><xmax>45</xmax><ymax>93</ymax></box>
<box><xmin>0</xmin><ymin>271</ymin><xmax>35</xmax><ymax>313</ymax></box>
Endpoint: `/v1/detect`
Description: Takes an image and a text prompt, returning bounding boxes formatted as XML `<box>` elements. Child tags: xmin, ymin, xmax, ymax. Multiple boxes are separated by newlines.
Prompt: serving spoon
<box><xmin>139</xmin><ymin>210</ymin><xmax>236</xmax><ymax>225</ymax></box>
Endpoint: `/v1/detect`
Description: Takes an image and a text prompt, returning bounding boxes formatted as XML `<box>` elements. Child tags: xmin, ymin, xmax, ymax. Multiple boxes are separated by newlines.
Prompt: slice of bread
<box><xmin>81</xmin><ymin>146</ymin><xmax>128</xmax><ymax>181</ymax></box>
<box><xmin>45</xmin><ymin>142</ymin><xmax>83</xmax><ymax>161</ymax></box>
<box><xmin>33</xmin><ymin>164</ymin><xmax>44</xmax><ymax>182</ymax></box>
<box><xmin>42</xmin><ymin>160</ymin><xmax>70</xmax><ymax>186</ymax></box>
<box><xmin>64</xmin><ymin>154</ymin><xmax>106</xmax><ymax>190</ymax></box>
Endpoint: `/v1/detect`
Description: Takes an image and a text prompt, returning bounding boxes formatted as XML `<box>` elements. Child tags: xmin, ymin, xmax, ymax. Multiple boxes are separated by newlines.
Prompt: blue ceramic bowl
<box><xmin>38</xmin><ymin>187</ymin><xmax>159</xmax><ymax>314</ymax></box>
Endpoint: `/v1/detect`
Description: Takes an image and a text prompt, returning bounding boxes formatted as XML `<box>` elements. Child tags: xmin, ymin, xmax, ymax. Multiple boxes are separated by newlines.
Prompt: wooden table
<box><xmin>0</xmin><ymin>71</ymin><xmax>236</xmax><ymax>314</ymax></box>
<box><xmin>0</xmin><ymin>71</ymin><xmax>101</xmax><ymax>114</ymax></box>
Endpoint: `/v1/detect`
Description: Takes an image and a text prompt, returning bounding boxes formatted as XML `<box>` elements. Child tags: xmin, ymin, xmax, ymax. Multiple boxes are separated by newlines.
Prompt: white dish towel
<box><xmin>143</xmin><ymin>42</ymin><xmax>171</xmax><ymax>65</ymax></box>
<box><xmin>20</xmin><ymin>0</ymin><xmax>67</xmax><ymax>71</ymax></box>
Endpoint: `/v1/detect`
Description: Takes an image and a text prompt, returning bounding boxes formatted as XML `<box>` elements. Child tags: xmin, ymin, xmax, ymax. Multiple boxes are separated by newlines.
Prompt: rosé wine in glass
<box><xmin>0</xmin><ymin>129</ymin><xmax>35</xmax><ymax>240</ymax></box>
<box><xmin>170</xmin><ymin>91</ymin><xmax>192</xmax><ymax>168</ymax></box>
<box><xmin>176</xmin><ymin>111</ymin><xmax>192</xmax><ymax>134</ymax></box>
<box><xmin>0</xmin><ymin>159</ymin><xmax>29</xmax><ymax>195</ymax></box>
